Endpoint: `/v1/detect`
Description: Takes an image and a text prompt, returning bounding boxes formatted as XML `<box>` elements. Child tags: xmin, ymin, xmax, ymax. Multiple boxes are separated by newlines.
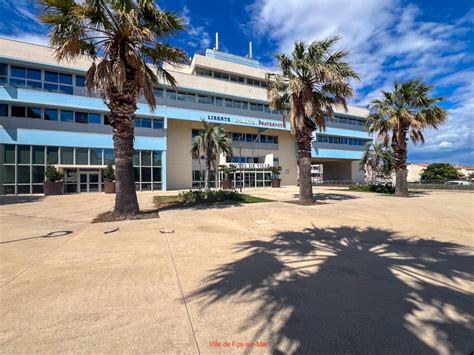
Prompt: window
<box><xmin>76</xmin><ymin>148</ymin><xmax>88</xmax><ymax>165</ymax></box>
<box><xmin>76</xmin><ymin>75</ymin><xmax>85</xmax><ymax>87</ymax></box>
<box><xmin>11</xmin><ymin>106</ymin><xmax>26</xmax><ymax>118</ymax></box>
<box><xmin>192</xmin><ymin>129</ymin><xmax>200</xmax><ymax>138</ymax></box>
<box><xmin>140</xmin><ymin>118</ymin><xmax>152</xmax><ymax>128</ymax></box>
<box><xmin>176</xmin><ymin>91</ymin><xmax>195</xmax><ymax>102</ymax></box>
<box><xmin>27</xmin><ymin>107</ymin><xmax>41</xmax><ymax>119</ymax></box>
<box><xmin>90</xmin><ymin>148</ymin><xmax>102</xmax><ymax>165</ymax></box>
<box><xmin>33</xmin><ymin>146</ymin><xmax>45</xmax><ymax>164</ymax></box>
<box><xmin>198</xmin><ymin>95</ymin><xmax>214</xmax><ymax>105</ymax></box>
<box><xmin>27</xmin><ymin>68</ymin><xmax>41</xmax><ymax>80</ymax></box>
<box><xmin>0</xmin><ymin>104</ymin><xmax>7</xmax><ymax>116</ymax></box>
<box><xmin>45</xmin><ymin>71</ymin><xmax>58</xmax><ymax>83</ymax></box>
<box><xmin>89</xmin><ymin>113</ymin><xmax>101</xmax><ymax>124</ymax></box>
<box><xmin>59</xmin><ymin>73</ymin><xmax>72</xmax><ymax>85</ymax></box>
<box><xmin>11</xmin><ymin>66</ymin><xmax>26</xmax><ymax>78</ymax></box>
<box><xmin>215</xmin><ymin>97</ymin><xmax>224</xmax><ymax>106</ymax></box>
<box><xmin>60</xmin><ymin>147</ymin><xmax>74</xmax><ymax>164</ymax></box>
<box><xmin>47</xmin><ymin>146</ymin><xmax>59</xmax><ymax>164</ymax></box>
<box><xmin>17</xmin><ymin>145</ymin><xmax>30</xmax><ymax>164</ymax></box>
<box><xmin>154</xmin><ymin>88</ymin><xmax>163</xmax><ymax>98</ymax></box>
<box><xmin>75</xmin><ymin>111</ymin><xmax>88</xmax><ymax>124</ymax></box>
<box><xmin>4</xmin><ymin>144</ymin><xmax>15</xmax><ymax>164</ymax></box>
<box><xmin>141</xmin><ymin>151</ymin><xmax>152</xmax><ymax>166</ymax></box>
<box><xmin>61</xmin><ymin>110</ymin><xmax>73</xmax><ymax>122</ymax></box>
<box><xmin>166</xmin><ymin>90</ymin><xmax>177</xmax><ymax>100</ymax></box>
<box><xmin>225</xmin><ymin>99</ymin><xmax>234</xmax><ymax>108</ymax></box>
<box><xmin>0</xmin><ymin>63</ymin><xmax>7</xmax><ymax>84</ymax></box>
<box><xmin>44</xmin><ymin>108</ymin><xmax>58</xmax><ymax>121</ymax></box>
<box><xmin>104</xmin><ymin>149</ymin><xmax>114</xmax><ymax>165</ymax></box>
<box><xmin>196</xmin><ymin>68</ymin><xmax>212</xmax><ymax>77</ymax></box>
<box><xmin>153</xmin><ymin>119</ymin><xmax>164</xmax><ymax>130</ymax></box>
<box><xmin>153</xmin><ymin>151</ymin><xmax>162</xmax><ymax>166</ymax></box>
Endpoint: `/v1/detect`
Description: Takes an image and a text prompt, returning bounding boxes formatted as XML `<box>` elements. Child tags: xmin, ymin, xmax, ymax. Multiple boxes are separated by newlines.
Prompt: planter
<box><xmin>44</xmin><ymin>181</ymin><xmax>64</xmax><ymax>195</ymax></box>
<box><xmin>222</xmin><ymin>179</ymin><xmax>232</xmax><ymax>190</ymax></box>
<box><xmin>271</xmin><ymin>179</ymin><xmax>281</xmax><ymax>188</ymax></box>
<box><xmin>104</xmin><ymin>181</ymin><xmax>116</xmax><ymax>194</ymax></box>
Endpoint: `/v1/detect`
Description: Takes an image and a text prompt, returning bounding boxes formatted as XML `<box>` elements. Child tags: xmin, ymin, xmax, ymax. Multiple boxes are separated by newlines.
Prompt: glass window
<box><xmin>141</xmin><ymin>167</ymin><xmax>152</xmax><ymax>182</ymax></box>
<box><xmin>141</xmin><ymin>118</ymin><xmax>152</xmax><ymax>128</ymax></box>
<box><xmin>196</xmin><ymin>68</ymin><xmax>212</xmax><ymax>77</ymax></box>
<box><xmin>153</xmin><ymin>167</ymin><xmax>162</xmax><ymax>181</ymax></box>
<box><xmin>59</xmin><ymin>73</ymin><xmax>72</xmax><ymax>84</ymax></box>
<box><xmin>141</xmin><ymin>151</ymin><xmax>152</xmax><ymax>166</ymax></box>
<box><xmin>17</xmin><ymin>184</ymin><xmax>31</xmax><ymax>194</ymax></box>
<box><xmin>43</xmin><ymin>83</ymin><xmax>58</xmax><ymax>92</ymax></box>
<box><xmin>133</xmin><ymin>151</ymin><xmax>140</xmax><ymax>166</ymax></box>
<box><xmin>154</xmin><ymin>88</ymin><xmax>163</xmax><ymax>98</ymax></box>
<box><xmin>17</xmin><ymin>145</ymin><xmax>30</xmax><ymax>164</ymax></box>
<box><xmin>4</xmin><ymin>144</ymin><xmax>15</xmax><ymax>164</ymax></box>
<box><xmin>90</xmin><ymin>148</ymin><xmax>102</xmax><ymax>165</ymax></box>
<box><xmin>273</xmin><ymin>136</ymin><xmax>278</xmax><ymax>144</ymax></box>
<box><xmin>27</xmin><ymin>80</ymin><xmax>42</xmax><ymax>89</ymax></box>
<box><xmin>153</xmin><ymin>151</ymin><xmax>162</xmax><ymax>166</ymax></box>
<box><xmin>44</xmin><ymin>109</ymin><xmax>58</xmax><ymax>121</ymax></box>
<box><xmin>0</xmin><ymin>104</ymin><xmax>7</xmax><ymax>116</ymax></box>
<box><xmin>76</xmin><ymin>148</ymin><xmax>88</xmax><ymax>164</ymax></box>
<box><xmin>11</xmin><ymin>66</ymin><xmax>26</xmax><ymax>78</ymax></box>
<box><xmin>104</xmin><ymin>149</ymin><xmax>114</xmax><ymax>165</ymax></box>
<box><xmin>11</xmin><ymin>106</ymin><xmax>26</xmax><ymax>118</ymax></box>
<box><xmin>166</xmin><ymin>90</ymin><xmax>176</xmax><ymax>100</ymax></box>
<box><xmin>0</xmin><ymin>63</ymin><xmax>7</xmax><ymax>76</ymax></box>
<box><xmin>46</xmin><ymin>146</ymin><xmax>59</xmax><ymax>164</ymax></box>
<box><xmin>135</xmin><ymin>118</ymin><xmax>142</xmax><ymax>128</ymax></box>
<box><xmin>17</xmin><ymin>166</ymin><xmax>30</xmax><ymax>183</ymax></box>
<box><xmin>225</xmin><ymin>99</ymin><xmax>234</xmax><ymax>108</ymax></box>
<box><xmin>89</xmin><ymin>113</ymin><xmax>101</xmax><ymax>124</ymax></box>
<box><xmin>260</xmin><ymin>135</ymin><xmax>267</xmax><ymax>143</ymax></box>
<box><xmin>59</xmin><ymin>85</ymin><xmax>74</xmax><ymax>95</ymax></box>
<box><xmin>104</xmin><ymin>114</ymin><xmax>111</xmax><ymax>125</ymax></box>
<box><xmin>45</xmin><ymin>71</ymin><xmax>58</xmax><ymax>83</ymax></box>
<box><xmin>32</xmin><ymin>166</ymin><xmax>45</xmax><ymax>183</ymax></box>
<box><xmin>134</xmin><ymin>167</ymin><xmax>140</xmax><ymax>181</ymax></box>
<box><xmin>153</xmin><ymin>119</ymin><xmax>164</xmax><ymax>130</ymax></box>
<box><xmin>76</xmin><ymin>75</ymin><xmax>86</xmax><ymax>87</ymax></box>
<box><xmin>27</xmin><ymin>107</ymin><xmax>42</xmax><ymax>119</ymax></box>
<box><xmin>192</xmin><ymin>129</ymin><xmax>200</xmax><ymax>138</ymax></box>
<box><xmin>3</xmin><ymin>165</ymin><xmax>15</xmax><ymax>183</ymax></box>
<box><xmin>215</xmin><ymin>97</ymin><xmax>224</xmax><ymax>106</ymax></box>
<box><xmin>27</xmin><ymin>68</ymin><xmax>41</xmax><ymax>80</ymax></box>
<box><xmin>61</xmin><ymin>110</ymin><xmax>73</xmax><ymax>122</ymax></box>
<box><xmin>198</xmin><ymin>95</ymin><xmax>213</xmax><ymax>105</ymax></box>
<box><xmin>32</xmin><ymin>184</ymin><xmax>44</xmax><ymax>194</ymax></box>
<box><xmin>74</xmin><ymin>112</ymin><xmax>89</xmax><ymax>123</ymax></box>
<box><xmin>60</xmin><ymin>147</ymin><xmax>74</xmax><ymax>164</ymax></box>
<box><xmin>33</xmin><ymin>146</ymin><xmax>45</xmax><ymax>164</ymax></box>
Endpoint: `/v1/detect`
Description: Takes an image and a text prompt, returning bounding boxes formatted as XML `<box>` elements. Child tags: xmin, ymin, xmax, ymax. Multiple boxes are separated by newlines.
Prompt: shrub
<box><xmin>270</xmin><ymin>166</ymin><xmax>282</xmax><ymax>179</ymax></box>
<box><xmin>420</xmin><ymin>163</ymin><xmax>461</xmax><ymax>181</ymax></box>
<box><xmin>104</xmin><ymin>163</ymin><xmax>115</xmax><ymax>182</ymax></box>
<box><xmin>349</xmin><ymin>183</ymin><xmax>395</xmax><ymax>194</ymax></box>
<box><xmin>44</xmin><ymin>164</ymin><xmax>63</xmax><ymax>182</ymax></box>
<box><xmin>178</xmin><ymin>189</ymin><xmax>245</xmax><ymax>203</ymax></box>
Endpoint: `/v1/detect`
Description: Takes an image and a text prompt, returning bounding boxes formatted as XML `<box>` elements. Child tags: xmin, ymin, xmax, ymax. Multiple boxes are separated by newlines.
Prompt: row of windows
<box><xmin>225</xmin><ymin>156</ymin><xmax>260</xmax><ymax>164</ymax></box>
<box><xmin>195</xmin><ymin>67</ymin><xmax>268</xmax><ymax>88</ymax></box>
<box><xmin>0</xmin><ymin>103</ymin><xmax>164</xmax><ymax>129</ymax></box>
<box><xmin>316</xmin><ymin>135</ymin><xmax>369</xmax><ymax>146</ymax></box>
<box><xmin>192</xmin><ymin>130</ymin><xmax>279</xmax><ymax>145</ymax></box>
<box><xmin>327</xmin><ymin>115</ymin><xmax>366</xmax><ymax>127</ymax></box>
<box><xmin>0</xmin><ymin>63</ymin><xmax>84</xmax><ymax>95</ymax></box>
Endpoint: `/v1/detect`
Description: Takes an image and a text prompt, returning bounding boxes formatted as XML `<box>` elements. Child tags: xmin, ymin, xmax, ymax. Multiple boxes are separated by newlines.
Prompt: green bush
<box><xmin>178</xmin><ymin>189</ymin><xmax>245</xmax><ymax>203</ymax></box>
<box><xmin>44</xmin><ymin>164</ymin><xmax>63</xmax><ymax>182</ymax></box>
<box><xmin>349</xmin><ymin>183</ymin><xmax>395</xmax><ymax>194</ymax></box>
<box><xmin>104</xmin><ymin>163</ymin><xmax>115</xmax><ymax>182</ymax></box>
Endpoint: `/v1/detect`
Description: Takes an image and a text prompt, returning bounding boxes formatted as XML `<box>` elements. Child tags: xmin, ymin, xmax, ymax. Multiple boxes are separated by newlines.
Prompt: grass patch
<box><xmin>154</xmin><ymin>190</ymin><xmax>272</xmax><ymax>210</ymax></box>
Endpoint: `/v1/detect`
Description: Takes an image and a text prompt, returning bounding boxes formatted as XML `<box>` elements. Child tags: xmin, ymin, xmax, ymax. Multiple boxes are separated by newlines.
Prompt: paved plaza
<box><xmin>0</xmin><ymin>187</ymin><xmax>473</xmax><ymax>353</ymax></box>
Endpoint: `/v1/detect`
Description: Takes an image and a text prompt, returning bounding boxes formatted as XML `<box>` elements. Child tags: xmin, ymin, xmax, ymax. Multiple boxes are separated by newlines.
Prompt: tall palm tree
<box><xmin>367</xmin><ymin>80</ymin><xmax>447</xmax><ymax>196</ymax></box>
<box><xmin>40</xmin><ymin>0</ymin><xmax>187</xmax><ymax>217</ymax></box>
<box><xmin>360</xmin><ymin>142</ymin><xmax>395</xmax><ymax>183</ymax></box>
<box><xmin>191</xmin><ymin>120</ymin><xmax>233</xmax><ymax>191</ymax></box>
<box><xmin>267</xmin><ymin>38</ymin><xmax>359</xmax><ymax>202</ymax></box>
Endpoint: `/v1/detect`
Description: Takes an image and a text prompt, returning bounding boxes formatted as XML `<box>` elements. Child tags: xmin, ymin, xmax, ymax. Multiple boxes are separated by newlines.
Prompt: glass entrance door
<box><xmin>79</xmin><ymin>171</ymin><xmax>101</xmax><ymax>192</ymax></box>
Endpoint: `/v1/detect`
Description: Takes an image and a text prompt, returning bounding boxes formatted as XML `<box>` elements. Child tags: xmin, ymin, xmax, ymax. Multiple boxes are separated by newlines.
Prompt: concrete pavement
<box><xmin>0</xmin><ymin>187</ymin><xmax>473</xmax><ymax>353</ymax></box>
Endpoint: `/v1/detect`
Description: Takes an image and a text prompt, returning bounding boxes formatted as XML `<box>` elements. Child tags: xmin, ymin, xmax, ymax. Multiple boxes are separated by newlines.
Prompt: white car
<box><xmin>444</xmin><ymin>180</ymin><xmax>471</xmax><ymax>186</ymax></box>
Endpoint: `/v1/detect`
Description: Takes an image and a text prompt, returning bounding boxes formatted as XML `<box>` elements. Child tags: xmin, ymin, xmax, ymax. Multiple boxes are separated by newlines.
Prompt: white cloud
<box><xmin>0</xmin><ymin>33</ymin><xmax>49</xmax><ymax>46</ymax></box>
<box><xmin>180</xmin><ymin>6</ymin><xmax>211</xmax><ymax>50</ymax></box>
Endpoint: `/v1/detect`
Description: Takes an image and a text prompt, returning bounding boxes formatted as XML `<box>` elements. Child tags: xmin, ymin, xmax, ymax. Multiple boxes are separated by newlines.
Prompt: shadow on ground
<box><xmin>190</xmin><ymin>226</ymin><xmax>474</xmax><ymax>354</ymax></box>
<box><xmin>0</xmin><ymin>231</ymin><xmax>73</xmax><ymax>244</ymax></box>
<box><xmin>292</xmin><ymin>193</ymin><xmax>359</xmax><ymax>201</ymax></box>
<box><xmin>0</xmin><ymin>195</ymin><xmax>44</xmax><ymax>205</ymax></box>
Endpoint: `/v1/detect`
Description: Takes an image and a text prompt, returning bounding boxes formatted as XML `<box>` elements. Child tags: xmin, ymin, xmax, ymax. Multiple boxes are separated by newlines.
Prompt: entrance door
<box><xmin>79</xmin><ymin>171</ymin><xmax>101</xmax><ymax>192</ymax></box>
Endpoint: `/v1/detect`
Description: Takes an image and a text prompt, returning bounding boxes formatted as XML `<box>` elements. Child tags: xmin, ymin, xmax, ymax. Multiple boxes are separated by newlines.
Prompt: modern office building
<box><xmin>0</xmin><ymin>38</ymin><xmax>370</xmax><ymax>195</ymax></box>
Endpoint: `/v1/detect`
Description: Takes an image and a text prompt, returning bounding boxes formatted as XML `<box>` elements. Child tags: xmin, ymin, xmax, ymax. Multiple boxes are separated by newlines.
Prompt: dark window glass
<box><xmin>11</xmin><ymin>106</ymin><xmax>26</xmax><ymax>118</ymax></box>
<box><xmin>33</xmin><ymin>146</ymin><xmax>45</xmax><ymax>164</ymax></box>
<box><xmin>17</xmin><ymin>185</ymin><xmax>31</xmax><ymax>194</ymax></box>
<box><xmin>75</xmin><ymin>111</ymin><xmax>88</xmax><ymax>124</ymax></box>
<box><xmin>215</xmin><ymin>97</ymin><xmax>223</xmax><ymax>106</ymax></box>
<box><xmin>76</xmin><ymin>75</ymin><xmax>86</xmax><ymax>87</ymax></box>
<box><xmin>260</xmin><ymin>135</ymin><xmax>267</xmax><ymax>143</ymax></box>
<box><xmin>61</xmin><ymin>110</ymin><xmax>73</xmax><ymax>122</ymax></box>
<box><xmin>152</xmin><ymin>168</ymin><xmax>162</xmax><ymax>182</ymax></box>
<box><xmin>17</xmin><ymin>166</ymin><xmax>30</xmax><ymax>183</ymax></box>
<box><xmin>225</xmin><ymin>99</ymin><xmax>234</xmax><ymax>108</ymax></box>
<box><xmin>47</xmin><ymin>146</ymin><xmax>59</xmax><ymax>164</ymax></box>
<box><xmin>0</xmin><ymin>104</ymin><xmax>7</xmax><ymax>116</ymax></box>
<box><xmin>0</xmin><ymin>76</ymin><xmax>6</xmax><ymax>84</ymax></box>
<box><xmin>141</xmin><ymin>118</ymin><xmax>152</xmax><ymax>128</ymax></box>
<box><xmin>133</xmin><ymin>151</ymin><xmax>140</xmax><ymax>166</ymax></box>
<box><xmin>3</xmin><ymin>165</ymin><xmax>15</xmax><ymax>183</ymax></box>
<box><xmin>104</xmin><ymin>114</ymin><xmax>111</xmax><ymax>125</ymax></box>
<box><xmin>45</xmin><ymin>71</ymin><xmax>58</xmax><ymax>82</ymax></box>
<box><xmin>4</xmin><ymin>144</ymin><xmax>15</xmax><ymax>164</ymax></box>
<box><xmin>104</xmin><ymin>149</ymin><xmax>114</xmax><ymax>165</ymax></box>
<box><xmin>32</xmin><ymin>166</ymin><xmax>45</xmax><ymax>183</ymax></box>
<box><xmin>27</xmin><ymin>80</ymin><xmax>42</xmax><ymax>89</ymax></box>
<box><xmin>90</xmin><ymin>148</ymin><xmax>102</xmax><ymax>165</ymax></box>
<box><xmin>76</xmin><ymin>148</ymin><xmax>88</xmax><ymax>164</ymax></box>
<box><xmin>17</xmin><ymin>145</ymin><xmax>30</xmax><ymax>164</ymax></box>
<box><xmin>192</xmin><ymin>129</ymin><xmax>200</xmax><ymax>138</ymax></box>
<box><xmin>59</xmin><ymin>73</ymin><xmax>72</xmax><ymax>84</ymax></box>
<box><xmin>27</xmin><ymin>107</ymin><xmax>41</xmax><ymax>119</ymax></box>
<box><xmin>154</xmin><ymin>88</ymin><xmax>163</xmax><ymax>98</ymax></box>
<box><xmin>134</xmin><ymin>167</ymin><xmax>140</xmax><ymax>181</ymax></box>
<box><xmin>153</xmin><ymin>119</ymin><xmax>164</xmax><ymax>130</ymax></box>
<box><xmin>0</xmin><ymin>63</ymin><xmax>7</xmax><ymax>76</ymax></box>
<box><xmin>246</xmin><ymin>134</ymin><xmax>253</xmax><ymax>142</ymax></box>
<box><xmin>27</xmin><ymin>68</ymin><xmax>41</xmax><ymax>80</ymax></box>
<box><xmin>32</xmin><ymin>184</ymin><xmax>44</xmax><ymax>194</ymax></box>
<box><xmin>274</xmin><ymin>136</ymin><xmax>279</xmax><ymax>144</ymax></box>
<box><xmin>10</xmin><ymin>78</ymin><xmax>26</xmax><ymax>87</ymax></box>
<box><xmin>141</xmin><ymin>167</ymin><xmax>151</xmax><ymax>181</ymax></box>
<box><xmin>43</xmin><ymin>83</ymin><xmax>58</xmax><ymax>92</ymax></box>
<box><xmin>153</xmin><ymin>151</ymin><xmax>162</xmax><ymax>166</ymax></box>
<box><xmin>44</xmin><ymin>109</ymin><xmax>58</xmax><ymax>121</ymax></box>
<box><xmin>89</xmin><ymin>113</ymin><xmax>101</xmax><ymax>124</ymax></box>
<box><xmin>11</xmin><ymin>66</ymin><xmax>26</xmax><ymax>78</ymax></box>
<box><xmin>141</xmin><ymin>151</ymin><xmax>152</xmax><ymax>166</ymax></box>
<box><xmin>59</xmin><ymin>85</ymin><xmax>73</xmax><ymax>95</ymax></box>
<box><xmin>61</xmin><ymin>147</ymin><xmax>74</xmax><ymax>164</ymax></box>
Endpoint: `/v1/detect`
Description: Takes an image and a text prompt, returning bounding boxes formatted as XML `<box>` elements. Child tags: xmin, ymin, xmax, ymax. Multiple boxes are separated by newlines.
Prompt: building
<box><xmin>0</xmin><ymin>38</ymin><xmax>370</xmax><ymax>195</ymax></box>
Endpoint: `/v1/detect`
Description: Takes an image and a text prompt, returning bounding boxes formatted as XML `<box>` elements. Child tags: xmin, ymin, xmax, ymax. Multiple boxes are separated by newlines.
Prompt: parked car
<box><xmin>444</xmin><ymin>180</ymin><xmax>471</xmax><ymax>186</ymax></box>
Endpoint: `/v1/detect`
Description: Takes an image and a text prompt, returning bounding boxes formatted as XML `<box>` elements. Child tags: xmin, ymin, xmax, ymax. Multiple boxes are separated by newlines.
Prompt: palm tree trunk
<box><xmin>109</xmin><ymin>81</ymin><xmax>140</xmax><ymax>217</ymax></box>
<box><xmin>393</xmin><ymin>126</ymin><xmax>409</xmax><ymax>197</ymax></box>
<box><xmin>296</xmin><ymin>121</ymin><xmax>314</xmax><ymax>203</ymax></box>
<box><xmin>204</xmin><ymin>160</ymin><xmax>211</xmax><ymax>192</ymax></box>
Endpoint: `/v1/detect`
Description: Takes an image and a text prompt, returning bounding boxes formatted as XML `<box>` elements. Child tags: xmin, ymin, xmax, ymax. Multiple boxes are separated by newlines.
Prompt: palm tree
<box><xmin>191</xmin><ymin>120</ymin><xmax>233</xmax><ymax>191</ymax></box>
<box><xmin>367</xmin><ymin>80</ymin><xmax>447</xmax><ymax>196</ymax></box>
<box><xmin>267</xmin><ymin>38</ymin><xmax>359</xmax><ymax>202</ymax></box>
<box><xmin>360</xmin><ymin>142</ymin><xmax>395</xmax><ymax>183</ymax></box>
<box><xmin>40</xmin><ymin>0</ymin><xmax>187</xmax><ymax>217</ymax></box>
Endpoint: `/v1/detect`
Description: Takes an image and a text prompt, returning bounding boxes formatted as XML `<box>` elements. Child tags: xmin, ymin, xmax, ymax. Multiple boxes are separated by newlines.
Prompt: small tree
<box><xmin>104</xmin><ymin>164</ymin><xmax>115</xmax><ymax>182</ymax></box>
<box><xmin>360</xmin><ymin>142</ymin><xmax>395</xmax><ymax>183</ymax></box>
<box><xmin>270</xmin><ymin>166</ymin><xmax>282</xmax><ymax>180</ymax></box>
<box><xmin>44</xmin><ymin>164</ymin><xmax>63</xmax><ymax>182</ymax></box>
<box><xmin>420</xmin><ymin>163</ymin><xmax>461</xmax><ymax>181</ymax></box>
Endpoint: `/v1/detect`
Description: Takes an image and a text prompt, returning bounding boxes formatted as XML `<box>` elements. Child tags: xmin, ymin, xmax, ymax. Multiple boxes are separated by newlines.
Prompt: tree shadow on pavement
<box><xmin>292</xmin><ymin>193</ymin><xmax>359</xmax><ymax>201</ymax></box>
<box><xmin>0</xmin><ymin>195</ymin><xmax>44</xmax><ymax>205</ymax></box>
<box><xmin>190</xmin><ymin>226</ymin><xmax>474</xmax><ymax>354</ymax></box>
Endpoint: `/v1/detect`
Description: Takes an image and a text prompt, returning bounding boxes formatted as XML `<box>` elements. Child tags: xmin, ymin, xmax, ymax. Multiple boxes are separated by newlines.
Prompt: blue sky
<box><xmin>0</xmin><ymin>0</ymin><xmax>472</xmax><ymax>165</ymax></box>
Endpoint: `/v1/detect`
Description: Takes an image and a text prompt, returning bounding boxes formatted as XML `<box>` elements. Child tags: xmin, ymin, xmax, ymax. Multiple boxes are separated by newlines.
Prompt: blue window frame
<box><xmin>60</xmin><ymin>110</ymin><xmax>73</xmax><ymax>122</ymax></box>
<box><xmin>44</xmin><ymin>109</ymin><xmax>58</xmax><ymax>121</ymax></box>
